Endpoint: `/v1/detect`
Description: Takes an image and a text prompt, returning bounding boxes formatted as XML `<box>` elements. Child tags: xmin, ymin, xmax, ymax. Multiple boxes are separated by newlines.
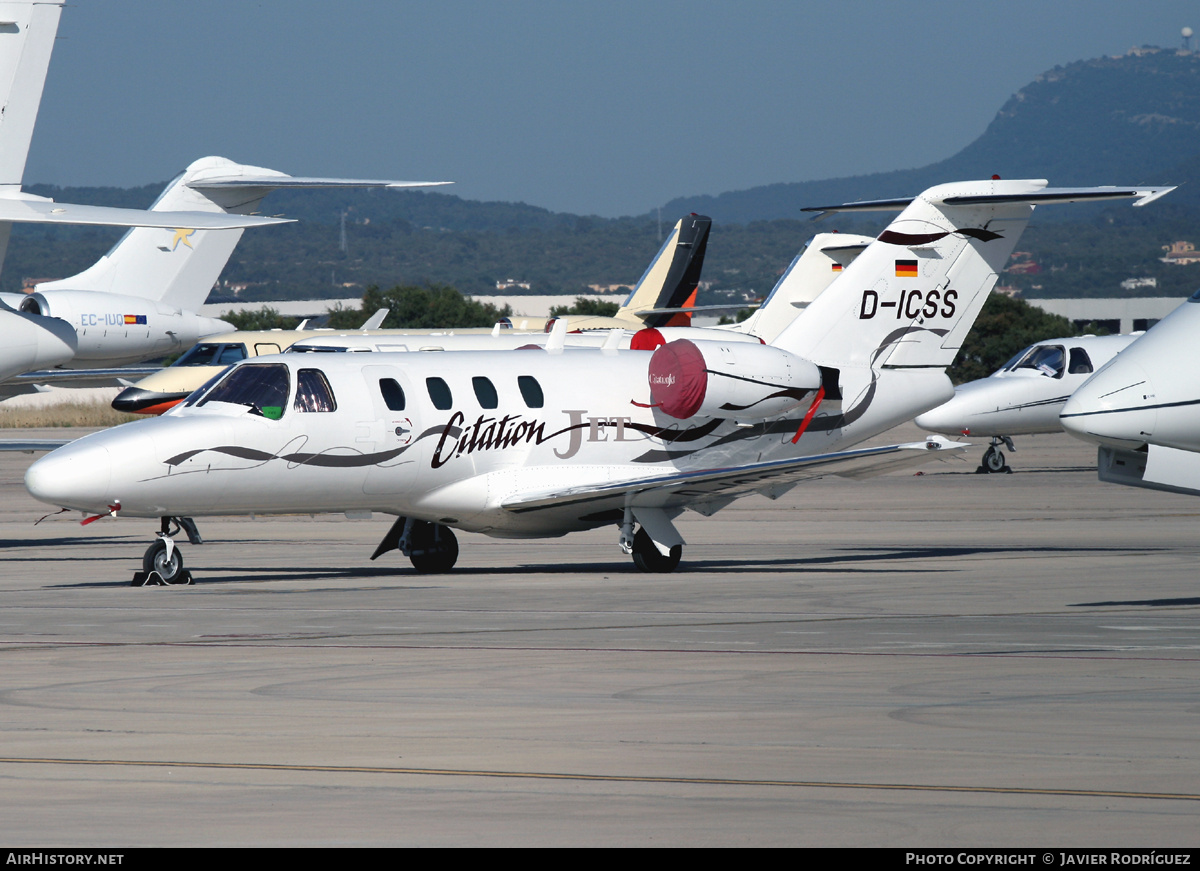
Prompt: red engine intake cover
<box><xmin>648</xmin><ymin>339</ymin><xmax>708</xmax><ymax>418</ymax></box>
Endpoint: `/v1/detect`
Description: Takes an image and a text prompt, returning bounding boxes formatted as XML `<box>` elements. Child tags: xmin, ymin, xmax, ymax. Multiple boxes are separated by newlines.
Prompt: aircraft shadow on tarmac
<box><xmin>1071</xmin><ymin>596</ymin><xmax>1200</xmax><ymax>607</ymax></box>
<box><xmin>15</xmin><ymin>543</ymin><xmax>1171</xmax><ymax>587</ymax></box>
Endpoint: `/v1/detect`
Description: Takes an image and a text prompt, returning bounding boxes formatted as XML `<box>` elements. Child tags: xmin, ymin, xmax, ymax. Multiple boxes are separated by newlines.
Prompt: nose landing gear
<box><xmin>131</xmin><ymin>517</ymin><xmax>202</xmax><ymax>586</ymax></box>
<box><xmin>978</xmin><ymin>436</ymin><xmax>1016</xmax><ymax>474</ymax></box>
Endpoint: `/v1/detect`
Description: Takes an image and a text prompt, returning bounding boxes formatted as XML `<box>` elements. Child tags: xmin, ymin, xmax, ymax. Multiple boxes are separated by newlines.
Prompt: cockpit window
<box><xmin>294</xmin><ymin>368</ymin><xmax>337</xmax><ymax>412</ymax></box>
<box><xmin>472</xmin><ymin>376</ymin><xmax>498</xmax><ymax>409</ymax></box>
<box><xmin>1189</xmin><ymin>288</ymin><xmax>1200</xmax><ymax>303</ymax></box>
<box><xmin>1013</xmin><ymin>344</ymin><xmax>1066</xmax><ymax>378</ymax></box>
<box><xmin>173</xmin><ymin>342</ymin><xmax>248</xmax><ymax>367</ymax></box>
<box><xmin>518</xmin><ymin>375</ymin><xmax>544</xmax><ymax>408</ymax></box>
<box><xmin>1068</xmin><ymin>347</ymin><xmax>1093</xmax><ymax>375</ymax></box>
<box><xmin>426</xmin><ymin>377</ymin><xmax>453</xmax><ymax>410</ymax></box>
<box><xmin>998</xmin><ymin>345</ymin><xmax>1035</xmax><ymax>373</ymax></box>
<box><xmin>198</xmin><ymin>363</ymin><xmax>290</xmax><ymax>419</ymax></box>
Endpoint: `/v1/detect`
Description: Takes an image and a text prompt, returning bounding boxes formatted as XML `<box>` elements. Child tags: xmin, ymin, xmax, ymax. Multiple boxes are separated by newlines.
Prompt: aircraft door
<box><xmin>360</xmin><ymin>364</ymin><xmax>420</xmax><ymax>496</ymax></box>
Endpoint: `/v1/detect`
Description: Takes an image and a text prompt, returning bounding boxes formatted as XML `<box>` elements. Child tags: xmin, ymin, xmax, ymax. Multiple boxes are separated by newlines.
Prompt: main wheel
<box><xmin>631</xmin><ymin>527</ymin><xmax>682</xmax><ymax>573</ymax></box>
<box><xmin>143</xmin><ymin>539</ymin><xmax>184</xmax><ymax>583</ymax></box>
<box><xmin>983</xmin><ymin>446</ymin><xmax>1007</xmax><ymax>473</ymax></box>
<box><xmin>408</xmin><ymin>522</ymin><xmax>459</xmax><ymax>574</ymax></box>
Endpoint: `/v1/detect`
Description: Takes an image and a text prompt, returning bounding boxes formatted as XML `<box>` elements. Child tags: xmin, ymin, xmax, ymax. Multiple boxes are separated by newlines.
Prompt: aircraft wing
<box><xmin>3</xmin><ymin>366</ymin><xmax>161</xmax><ymax>387</ymax></box>
<box><xmin>0</xmin><ymin>198</ymin><xmax>292</xmax><ymax>229</ymax></box>
<box><xmin>0</xmin><ymin>439</ymin><xmax>71</xmax><ymax>452</ymax></box>
<box><xmin>503</xmin><ymin>437</ymin><xmax>969</xmax><ymax>515</ymax></box>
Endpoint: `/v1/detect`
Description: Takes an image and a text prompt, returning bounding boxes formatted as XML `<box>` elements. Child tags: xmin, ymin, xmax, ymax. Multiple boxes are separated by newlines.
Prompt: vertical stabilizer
<box><xmin>0</xmin><ymin>0</ymin><xmax>61</xmax><ymax>190</ymax></box>
<box><xmin>0</xmin><ymin>1</ymin><xmax>63</xmax><ymax>273</ymax></box>
<box><xmin>34</xmin><ymin>156</ymin><xmax>287</xmax><ymax>310</ymax></box>
<box><xmin>616</xmin><ymin>214</ymin><xmax>711</xmax><ymax>328</ymax></box>
<box><xmin>735</xmin><ymin>231</ymin><xmax>874</xmax><ymax>343</ymax></box>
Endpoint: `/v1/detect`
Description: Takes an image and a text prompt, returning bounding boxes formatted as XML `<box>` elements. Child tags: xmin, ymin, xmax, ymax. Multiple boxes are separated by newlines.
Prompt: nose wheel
<box><xmin>979</xmin><ymin>436</ymin><xmax>1015</xmax><ymax>474</ymax></box>
<box><xmin>131</xmin><ymin>517</ymin><xmax>200</xmax><ymax>586</ymax></box>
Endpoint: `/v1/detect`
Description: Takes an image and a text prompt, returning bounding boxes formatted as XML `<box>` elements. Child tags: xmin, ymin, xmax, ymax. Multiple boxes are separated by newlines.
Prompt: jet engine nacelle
<box><xmin>648</xmin><ymin>339</ymin><xmax>822</xmax><ymax>421</ymax></box>
<box><xmin>19</xmin><ymin>291</ymin><xmax>230</xmax><ymax>366</ymax></box>
<box><xmin>0</xmin><ymin>305</ymin><xmax>78</xmax><ymax>381</ymax></box>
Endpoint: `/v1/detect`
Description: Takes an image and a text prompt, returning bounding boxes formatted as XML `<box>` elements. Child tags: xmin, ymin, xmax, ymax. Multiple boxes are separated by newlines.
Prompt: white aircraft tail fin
<box><xmin>0</xmin><ymin>0</ymin><xmax>61</xmax><ymax>191</ymax></box>
<box><xmin>35</xmin><ymin>156</ymin><xmax>448</xmax><ymax>311</ymax></box>
<box><xmin>774</xmin><ymin>180</ymin><xmax>1174</xmax><ymax>371</ymax></box>
<box><xmin>0</xmin><ymin>1</ymin><xmax>63</xmax><ymax>273</ymax></box>
<box><xmin>736</xmin><ymin>231</ymin><xmax>874</xmax><ymax>344</ymax></box>
<box><xmin>617</xmin><ymin>214</ymin><xmax>710</xmax><ymax>328</ymax></box>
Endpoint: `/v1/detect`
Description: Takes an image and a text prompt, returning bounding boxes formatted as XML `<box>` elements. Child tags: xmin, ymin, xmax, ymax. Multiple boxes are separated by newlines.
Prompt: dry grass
<box><xmin>0</xmin><ymin>402</ymin><xmax>141</xmax><ymax>428</ymax></box>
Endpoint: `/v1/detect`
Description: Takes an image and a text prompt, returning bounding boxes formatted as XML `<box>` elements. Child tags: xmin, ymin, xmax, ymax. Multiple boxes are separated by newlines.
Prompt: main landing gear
<box><xmin>620</xmin><ymin>507</ymin><xmax>684</xmax><ymax>573</ymax></box>
<box><xmin>978</xmin><ymin>436</ymin><xmax>1016</xmax><ymax>474</ymax></box>
<box><xmin>371</xmin><ymin>517</ymin><xmax>460</xmax><ymax>574</ymax></box>
<box><xmin>132</xmin><ymin>517</ymin><xmax>202</xmax><ymax>586</ymax></box>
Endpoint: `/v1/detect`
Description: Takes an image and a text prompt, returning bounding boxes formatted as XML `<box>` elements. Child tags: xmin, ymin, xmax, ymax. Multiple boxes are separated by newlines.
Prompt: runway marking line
<box><xmin>0</xmin><ymin>756</ymin><xmax>1196</xmax><ymax>802</ymax></box>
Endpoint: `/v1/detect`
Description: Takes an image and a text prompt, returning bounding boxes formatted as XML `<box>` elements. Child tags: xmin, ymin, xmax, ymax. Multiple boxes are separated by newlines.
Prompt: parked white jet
<box><xmin>0</xmin><ymin>3</ymin><xmax>308</xmax><ymax>383</ymax></box>
<box><xmin>24</xmin><ymin>179</ymin><xmax>1170</xmax><ymax>582</ymax></box>
<box><xmin>1060</xmin><ymin>290</ymin><xmax>1200</xmax><ymax>496</ymax></box>
<box><xmin>0</xmin><ymin>156</ymin><xmax>448</xmax><ymax>375</ymax></box>
<box><xmin>915</xmin><ymin>332</ymin><xmax>1138</xmax><ymax>471</ymax></box>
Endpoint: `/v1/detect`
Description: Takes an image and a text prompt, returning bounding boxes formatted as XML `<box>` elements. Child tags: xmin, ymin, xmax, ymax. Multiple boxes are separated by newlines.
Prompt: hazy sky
<box><xmin>22</xmin><ymin>0</ymin><xmax>1200</xmax><ymax>217</ymax></box>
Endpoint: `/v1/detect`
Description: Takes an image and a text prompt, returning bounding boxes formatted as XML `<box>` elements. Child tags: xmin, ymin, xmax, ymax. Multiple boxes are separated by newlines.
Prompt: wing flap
<box><xmin>502</xmin><ymin>437</ymin><xmax>969</xmax><ymax>515</ymax></box>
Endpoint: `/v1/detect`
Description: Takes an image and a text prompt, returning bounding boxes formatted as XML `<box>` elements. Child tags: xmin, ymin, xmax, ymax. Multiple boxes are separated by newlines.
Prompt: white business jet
<box><xmin>0</xmin><ymin>155</ymin><xmax>449</xmax><ymax>377</ymax></box>
<box><xmin>915</xmin><ymin>332</ymin><xmax>1139</xmax><ymax>471</ymax></box>
<box><xmin>1060</xmin><ymin>290</ymin><xmax>1200</xmax><ymax>496</ymax></box>
<box><xmin>0</xmin><ymin>2</ymin><xmax>294</xmax><ymax>381</ymax></box>
<box><xmin>25</xmin><ymin>179</ymin><xmax>1171</xmax><ymax>582</ymax></box>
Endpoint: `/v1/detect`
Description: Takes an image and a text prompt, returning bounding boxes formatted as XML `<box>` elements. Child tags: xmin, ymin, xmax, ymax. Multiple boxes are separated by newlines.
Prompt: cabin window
<box><xmin>518</xmin><ymin>375</ymin><xmax>544</xmax><ymax>408</ymax></box>
<box><xmin>198</xmin><ymin>363</ymin><xmax>290</xmax><ymax>419</ymax></box>
<box><xmin>1068</xmin><ymin>347</ymin><xmax>1093</xmax><ymax>375</ymax></box>
<box><xmin>294</xmin><ymin>368</ymin><xmax>337</xmax><ymax>412</ymax></box>
<box><xmin>379</xmin><ymin>378</ymin><xmax>406</xmax><ymax>411</ymax></box>
<box><xmin>472</xmin><ymin>376</ymin><xmax>499</xmax><ymax>409</ymax></box>
<box><xmin>426</xmin><ymin>377</ymin><xmax>453</xmax><ymax>410</ymax></box>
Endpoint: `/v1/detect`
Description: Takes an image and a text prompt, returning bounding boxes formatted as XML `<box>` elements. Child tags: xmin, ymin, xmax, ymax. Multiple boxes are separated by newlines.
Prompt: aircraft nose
<box><xmin>1060</xmin><ymin>360</ymin><xmax>1156</xmax><ymax>448</ymax></box>
<box><xmin>25</xmin><ymin>440</ymin><xmax>114</xmax><ymax>513</ymax></box>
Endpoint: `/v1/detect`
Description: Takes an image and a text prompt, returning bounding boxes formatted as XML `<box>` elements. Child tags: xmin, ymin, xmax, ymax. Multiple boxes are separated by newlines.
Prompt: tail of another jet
<box><xmin>615</xmin><ymin>214</ymin><xmax>710</xmax><ymax>328</ymax></box>
<box><xmin>33</xmin><ymin>156</ymin><xmax>450</xmax><ymax>311</ymax></box>
<box><xmin>773</xmin><ymin>180</ymin><xmax>1173</xmax><ymax>371</ymax></box>
<box><xmin>34</xmin><ymin>157</ymin><xmax>285</xmax><ymax>310</ymax></box>
<box><xmin>0</xmin><ymin>0</ymin><xmax>63</xmax><ymax>270</ymax></box>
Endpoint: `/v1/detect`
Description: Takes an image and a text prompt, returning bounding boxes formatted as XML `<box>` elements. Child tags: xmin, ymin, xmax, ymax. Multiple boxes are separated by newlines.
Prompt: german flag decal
<box><xmin>895</xmin><ymin>259</ymin><xmax>918</xmax><ymax>277</ymax></box>
<box><xmin>831</xmin><ymin>263</ymin><xmax>843</xmax><ymax>272</ymax></box>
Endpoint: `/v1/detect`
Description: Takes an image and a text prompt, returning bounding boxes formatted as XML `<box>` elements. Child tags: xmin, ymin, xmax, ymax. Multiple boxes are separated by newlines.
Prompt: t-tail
<box><xmin>30</xmin><ymin>156</ymin><xmax>450</xmax><ymax>311</ymax></box>
<box><xmin>776</xmin><ymin>180</ymin><xmax>1170</xmax><ymax>369</ymax></box>
<box><xmin>767</xmin><ymin>179</ymin><xmax>1173</xmax><ymax>436</ymax></box>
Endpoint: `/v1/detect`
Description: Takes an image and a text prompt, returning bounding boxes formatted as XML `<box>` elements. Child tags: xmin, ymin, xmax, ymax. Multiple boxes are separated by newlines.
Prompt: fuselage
<box><xmin>28</xmin><ymin>347</ymin><xmax>952</xmax><ymax>537</ymax></box>
<box><xmin>915</xmin><ymin>333</ymin><xmax>1136</xmax><ymax>436</ymax></box>
<box><xmin>1061</xmin><ymin>293</ymin><xmax>1200</xmax><ymax>451</ymax></box>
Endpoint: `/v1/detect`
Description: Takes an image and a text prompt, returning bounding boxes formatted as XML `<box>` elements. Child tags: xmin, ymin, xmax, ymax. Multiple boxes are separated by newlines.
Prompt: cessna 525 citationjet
<box><xmin>24</xmin><ymin>179</ymin><xmax>1172</xmax><ymax>582</ymax></box>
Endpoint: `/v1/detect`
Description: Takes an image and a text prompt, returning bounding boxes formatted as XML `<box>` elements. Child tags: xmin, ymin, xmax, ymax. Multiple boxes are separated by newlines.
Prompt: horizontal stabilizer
<box><xmin>0</xmin><ymin>197</ymin><xmax>292</xmax><ymax>229</ymax></box>
<box><xmin>503</xmin><ymin>437</ymin><xmax>968</xmax><ymax>516</ymax></box>
<box><xmin>189</xmin><ymin>177</ymin><xmax>451</xmax><ymax>191</ymax></box>
<box><xmin>634</xmin><ymin>303</ymin><xmax>760</xmax><ymax>316</ymax></box>
<box><xmin>803</xmin><ymin>183</ymin><xmax>1176</xmax><ymax>218</ymax></box>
